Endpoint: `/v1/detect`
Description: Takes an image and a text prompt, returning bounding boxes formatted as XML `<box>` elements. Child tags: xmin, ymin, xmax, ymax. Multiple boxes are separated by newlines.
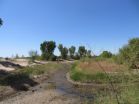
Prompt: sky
<box><xmin>0</xmin><ymin>0</ymin><xmax>139</xmax><ymax>57</ymax></box>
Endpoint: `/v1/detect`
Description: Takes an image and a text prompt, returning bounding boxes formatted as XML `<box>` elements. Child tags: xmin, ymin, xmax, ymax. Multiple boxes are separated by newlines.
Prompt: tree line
<box><xmin>30</xmin><ymin>37</ymin><xmax>139</xmax><ymax>69</ymax></box>
<box><xmin>39</xmin><ymin>41</ymin><xmax>92</xmax><ymax>61</ymax></box>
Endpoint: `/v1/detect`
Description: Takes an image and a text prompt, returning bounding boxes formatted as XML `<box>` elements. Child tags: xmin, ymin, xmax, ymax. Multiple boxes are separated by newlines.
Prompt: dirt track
<box><xmin>0</xmin><ymin>63</ymin><xmax>94</xmax><ymax>104</ymax></box>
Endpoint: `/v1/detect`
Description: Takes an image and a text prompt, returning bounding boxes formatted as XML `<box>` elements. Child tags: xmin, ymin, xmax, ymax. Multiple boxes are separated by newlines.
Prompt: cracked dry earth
<box><xmin>0</xmin><ymin>64</ymin><xmax>93</xmax><ymax>104</ymax></box>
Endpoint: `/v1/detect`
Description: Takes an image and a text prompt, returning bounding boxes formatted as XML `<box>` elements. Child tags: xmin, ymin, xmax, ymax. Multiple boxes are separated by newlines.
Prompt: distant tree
<box><xmin>58</xmin><ymin>44</ymin><xmax>68</xmax><ymax>59</ymax></box>
<box><xmin>62</xmin><ymin>47</ymin><xmax>68</xmax><ymax>59</ymax></box>
<box><xmin>29</xmin><ymin>50</ymin><xmax>38</xmax><ymax>62</ymax></box>
<box><xmin>69</xmin><ymin>46</ymin><xmax>76</xmax><ymax>59</ymax></box>
<box><xmin>58</xmin><ymin>44</ymin><xmax>63</xmax><ymax>56</ymax></box>
<box><xmin>21</xmin><ymin>55</ymin><xmax>25</xmax><ymax>58</ymax></box>
<box><xmin>0</xmin><ymin>18</ymin><xmax>3</xmax><ymax>26</ymax></box>
<box><xmin>86</xmin><ymin>50</ymin><xmax>92</xmax><ymax>58</ymax></box>
<box><xmin>40</xmin><ymin>41</ymin><xmax>56</xmax><ymax>60</ymax></box>
<box><xmin>78</xmin><ymin>46</ymin><xmax>87</xmax><ymax>58</ymax></box>
<box><xmin>100</xmin><ymin>51</ymin><xmax>112</xmax><ymax>58</ymax></box>
<box><xmin>15</xmin><ymin>54</ymin><xmax>19</xmax><ymax>59</ymax></box>
<box><xmin>74</xmin><ymin>52</ymin><xmax>80</xmax><ymax>60</ymax></box>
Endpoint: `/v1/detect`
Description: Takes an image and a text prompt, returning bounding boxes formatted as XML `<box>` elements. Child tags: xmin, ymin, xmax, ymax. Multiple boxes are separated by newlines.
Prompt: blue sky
<box><xmin>0</xmin><ymin>0</ymin><xmax>139</xmax><ymax>57</ymax></box>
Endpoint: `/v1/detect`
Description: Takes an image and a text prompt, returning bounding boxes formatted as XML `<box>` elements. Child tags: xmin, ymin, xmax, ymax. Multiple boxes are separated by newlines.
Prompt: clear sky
<box><xmin>0</xmin><ymin>0</ymin><xmax>139</xmax><ymax>57</ymax></box>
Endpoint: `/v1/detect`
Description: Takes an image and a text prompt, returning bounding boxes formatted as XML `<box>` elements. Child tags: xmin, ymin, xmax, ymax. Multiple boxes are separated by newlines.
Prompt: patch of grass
<box><xmin>70</xmin><ymin>61</ymin><xmax>133</xmax><ymax>83</ymax></box>
<box><xmin>70</xmin><ymin>59</ymin><xmax>139</xmax><ymax>103</ymax></box>
<box><xmin>17</xmin><ymin>62</ymin><xmax>62</xmax><ymax>76</ymax></box>
<box><xmin>94</xmin><ymin>84</ymin><xmax>139</xmax><ymax>104</ymax></box>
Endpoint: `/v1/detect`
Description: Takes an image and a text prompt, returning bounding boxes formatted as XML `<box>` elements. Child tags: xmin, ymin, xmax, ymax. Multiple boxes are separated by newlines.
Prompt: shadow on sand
<box><xmin>0</xmin><ymin>70</ymin><xmax>38</xmax><ymax>91</ymax></box>
<box><xmin>0</xmin><ymin>61</ymin><xmax>23</xmax><ymax>69</ymax></box>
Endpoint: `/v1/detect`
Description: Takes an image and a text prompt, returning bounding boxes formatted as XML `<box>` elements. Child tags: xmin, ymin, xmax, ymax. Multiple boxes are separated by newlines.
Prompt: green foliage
<box><xmin>71</xmin><ymin>68</ymin><xmax>109</xmax><ymax>83</ymax></box>
<box><xmin>15</xmin><ymin>54</ymin><xmax>19</xmax><ymax>59</ymax></box>
<box><xmin>58</xmin><ymin>44</ymin><xmax>68</xmax><ymax>59</ymax></box>
<box><xmin>29</xmin><ymin>50</ymin><xmax>38</xmax><ymax>62</ymax></box>
<box><xmin>74</xmin><ymin>52</ymin><xmax>80</xmax><ymax>60</ymax></box>
<box><xmin>100</xmin><ymin>51</ymin><xmax>112</xmax><ymax>58</ymax></box>
<box><xmin>117</xmin><ymin>38</ymin><xmax>139</xmax><ymax>68</ymax></box>
<box><xmin>71</xmin><ymin>67</ymin><xmax>132</xmax><ymax>84</ymax></box>
<box><xmin>94</xmin><ymin>84</ymin><xmax>139</xmax><ymax>104</ymax></box>
<box><xmin>58</xmin><ymin>44</ymin><xmax>63</xmax><ymax>53</ymax></box>
<box><xmin>0</xmin><ymin>18</ymin><xmax>3</xmax><ymax>26</ymax></box>
<box><xmin>69</xmin><ymin>46</ymin><xmax>76</xmax><ymax>59</ymax></box>
<box><xmin>86</xmin><ymin>50</ymin><xmax>92</xmax><ymax>58</ymax></box>
<box><xmin>78</xmin><ymin>46</ymin><xmax>87</xmax><ymax>58</ymax></box>
<box><xmin>40</xmin><ymin>41</ymin><xmax>56</xmax><ymax>60</ymax></box>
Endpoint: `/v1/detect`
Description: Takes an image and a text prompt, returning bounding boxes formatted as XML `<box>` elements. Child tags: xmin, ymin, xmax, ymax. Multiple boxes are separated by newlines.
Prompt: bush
<box><xmin>40</xmin><ymin>41</ymin><xmax>56</xmax><ymax>61</ymax></box>
<box><xmin>100</xmin><ymin>51</ymin><xmax>112</xmax><ymax>58</ymax></box>
<box><xmin>29</xmin><ymin>50</ymin><xmax>38</xmax><ymax>62</ymax></box>
<box><xmin>117</xmin><ymin>38</ymin><xmax>139</xmax><ymax>69</ymax></box>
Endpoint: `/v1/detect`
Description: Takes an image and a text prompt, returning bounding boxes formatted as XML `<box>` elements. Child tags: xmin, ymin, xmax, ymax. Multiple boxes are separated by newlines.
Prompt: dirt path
<box><xmin>0</xmin><ymin>63</ymin><xmax>94</xmax><ymax>104</ymax></box>
<box><xmin>0</xmin><ymin>64</ymin><xmax>94</xmax><ymax>104</ymax></box>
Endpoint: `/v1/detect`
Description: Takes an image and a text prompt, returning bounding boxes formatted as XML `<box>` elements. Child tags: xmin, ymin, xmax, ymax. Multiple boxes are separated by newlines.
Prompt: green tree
<box><xmin>100</xmin><ymin>51</ymin><xmax>112</xmax><ymax>58</ymax></box>
<box><xmin>118</xmin><ymin>38</ymin><xmax>139</xmax><ymax>68</ymax></box>
<box><xmin>15</xmin><ymin>54</ymin><xmax>19</xmax><ymax>59</ymax></box>
<box><xmin>86</xmin><ymin>50</ymin><xmax>92</xmax><ymax>58</ymax></box>
<box><xmin>58</xmin><ymin>44</ymin><xmax>68</xmax><ymax>59</ymax></box>
<box><xmin>78</xmin><ymin>46</ymin><xmax>86</xmax><ymax>58</ymax></box>
<box><xmin>29</xmin><ymin>50</ymin><xmax>38</xmax><ymax>62</ymax></box>
<box><xmin>40</xmin><ymin>41</ymin><xmax>56</xmax><ymax>60</ymax></box>
<box><xmin>69</xmin><ymin>46</ymin><xmax>76</xmax><ymax>59</ymax></box>
<box><xmin>58</xmin><ymin>44</ymin><xmax>63</xmax><ymax>55</ymax></box>
<box><xmin>62</xmin><ymin>47</ymin><xmax>68</xmax><ymax>59</ymax></box>
<box><xmin>0</xmin><ymin>18</ymin><xmax>3</xmax><ymax>26</ymax></box>
<box><xmin>74</xmin><ymin>52</ymin><xmax>80</xmax><ymax>60</ymax></box>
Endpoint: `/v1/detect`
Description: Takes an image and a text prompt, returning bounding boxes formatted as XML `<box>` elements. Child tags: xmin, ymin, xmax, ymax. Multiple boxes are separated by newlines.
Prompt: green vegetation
<box><xmin>0</xmin><ymin>18</ymin><xmax>3</xmax><ymax>26</ymax></box>
<box><xmin>19</xmin><ymin>63</ymin><xmax>61</xmax><ymax>76</ymax></box>
<box><xmin>0</xmin><ymin>63</ymin><xmax>62</xmax><ymax>88</ymax></box>
<box><xmin>70</xmin><ymin>58</ymin><xmax>139</xmax><ymax>104</ymax></box>
<box><xmin>40</xmin><ymin>41</ymin><xmax>56</xmax><ymax>61</ymax></box>
<box><xmin>70</xmin><ymin>59</ymin><xmax>131</xmax><ymax>83</ymax></box>
<box><xmin>94</xmin><ymin>84</ymin><xmax>139</xmax><ymax>104</ymax></box>
<box><xmin>100</xmin><ymin>51</ymin><xmax>113</xmax><ymax>58</ymax></box>
<box><xmin>58</xmin><ymin>44</ymin><xmax>68</xmax><ymax>60</ymax></box>
<box><xmin>39</xmin><ymin>41</ymin><xmax>92</xmax><ymax>61</ymax></box>
<box><xmin>29</xmin><ymin>50</ymin><xmax>38</xmax><ymax>62</ymax></box>
<box><xmin>69</xmin><ymin>37</ymin><xmax>139</xmax><ymax>103</ymax></box>
<box><xmin>115</xmin><ymin>38</ymin><xmax>139</xmax><ymax>69</ymax></box>
<box><xmin>78</xmin><ymin>46</ymin><xmax>87</xmax><ymax>58</ymax></box>
<box><xmin>69</xmin><ymin>46</ymin><xmax>76</xmax><ymax>59</ymax></box>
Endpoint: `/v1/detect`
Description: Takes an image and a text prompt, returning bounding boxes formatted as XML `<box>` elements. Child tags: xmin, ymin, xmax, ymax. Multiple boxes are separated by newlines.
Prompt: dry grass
<box><xmin>77</xmin><ymin>59</ymin><xmax>127</xmax><ymax>74</ymax></box>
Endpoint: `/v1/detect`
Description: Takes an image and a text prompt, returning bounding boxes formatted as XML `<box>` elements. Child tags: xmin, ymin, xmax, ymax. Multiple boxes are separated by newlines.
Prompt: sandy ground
<box><xmin>0</xmin><ymin>63</ymin><xmax>87</xmax><ymax>104</ymax></box>
<box><xmin>0</xmin><ymin>64</ymin><xmax>15</xmax><ymax>71</ymax></box>
<box><xmin>0</xmin><ymin>59</ymin><xmax>48</xmax><ymax>71</ymax></box>
<box><xmin>0</xmin><ymin>90</ymin><xmax>79</xmax><ymax>104</ymax></box>
<box><xmin>0</xmin><ymin>59</ymin><xmax>29</xmax><ymax>71</ymax></box>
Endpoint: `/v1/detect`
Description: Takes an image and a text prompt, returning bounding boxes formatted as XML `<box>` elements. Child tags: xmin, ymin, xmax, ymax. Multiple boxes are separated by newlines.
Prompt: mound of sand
<box><xmin>0</xmin><ymin>64</ymin><xmax>15</xmax><ymax>71</ymax></box>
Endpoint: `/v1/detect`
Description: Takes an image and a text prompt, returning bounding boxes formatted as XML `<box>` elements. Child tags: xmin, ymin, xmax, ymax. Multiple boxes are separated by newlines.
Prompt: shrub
<box><xmin>117</xmin><ymin>38</ymin><xmax>139</xmax><ymax>68</ymax></box>
<box><xmin>29</xmin><ymin>50</ymin><xmax>38</xmax><ymax>62</ymax></box>
<box><xmin>100</xmin><ymin>51</ymin><xmax>112</xmax><ymax>58</ymax></box>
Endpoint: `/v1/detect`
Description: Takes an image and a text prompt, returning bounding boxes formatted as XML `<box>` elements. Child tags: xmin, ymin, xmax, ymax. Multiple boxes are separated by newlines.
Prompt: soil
<box><xmin>0</xmin><ymin>63</ymin><xmax>94</xmax><ymax>104</ymax></box>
